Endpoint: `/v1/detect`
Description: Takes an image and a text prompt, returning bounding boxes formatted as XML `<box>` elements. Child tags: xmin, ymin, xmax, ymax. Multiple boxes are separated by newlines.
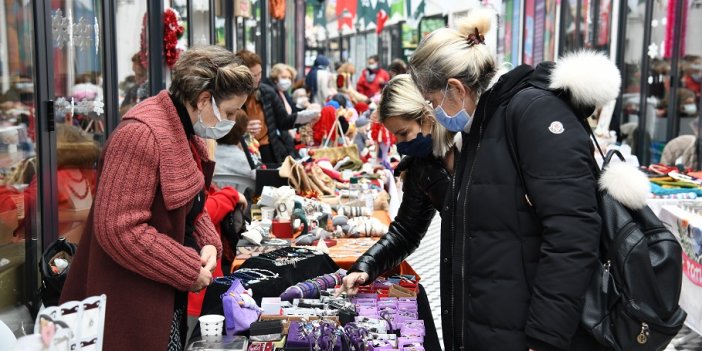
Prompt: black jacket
<box><xmin>441</xmin><ymin>63</ymin><xmax>604</xmax><ymax>351</ymax></box>
<box><xmin>246</xmin><ymin>83</ymin><xmax>299</xmax><ymax>164</ymax></box>
<box><xmin>261</xmin><ymin>78</ymin><xmax>299</xmax><ymax>114</ymax></box>
<box><xmin>349</xmin><ymin>155</ymin><xmax>450</xmax><ymax>282</ymax></box>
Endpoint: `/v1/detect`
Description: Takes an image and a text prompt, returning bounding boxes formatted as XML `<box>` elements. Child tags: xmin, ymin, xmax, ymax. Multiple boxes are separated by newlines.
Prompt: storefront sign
<box><xmin>683</xmin><ymin>252</ymin><xmax>702</xmax><ymax>287</ymax></box>
<box><xmin>235</xmin><ymin>0</ymin><xmax>251</xmax><ymax>18</ymax></box>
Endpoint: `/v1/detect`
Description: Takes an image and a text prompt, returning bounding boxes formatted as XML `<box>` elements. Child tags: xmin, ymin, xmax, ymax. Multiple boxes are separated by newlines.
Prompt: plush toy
<box><xmin>294</xmin><ymin>227</ymin><xmax>333</xmax><ymax>246</ymax></box>
<box><xmin>347</xmin><ymin>217</ymin><xmax>388</xmax><ymax>237</ymax></box>
<box><xmin>291</xmin><ymin>201</ymin><xmax>309</xmax><ymax>235</ymax></box>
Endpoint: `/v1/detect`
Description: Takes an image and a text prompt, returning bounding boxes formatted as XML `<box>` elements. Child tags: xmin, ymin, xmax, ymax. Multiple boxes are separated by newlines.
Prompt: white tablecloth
<box><xmin>654</xmin><ymin>202</ymin><xmax>702</xmax><ymax>336</ymax></box>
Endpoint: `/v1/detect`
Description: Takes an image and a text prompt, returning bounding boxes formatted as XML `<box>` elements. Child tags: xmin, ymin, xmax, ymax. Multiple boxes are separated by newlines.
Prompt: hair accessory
<box><xmin>466</xmin><ymin>27</ymin><xmax>485</xmax><ymax>47</ymax></box>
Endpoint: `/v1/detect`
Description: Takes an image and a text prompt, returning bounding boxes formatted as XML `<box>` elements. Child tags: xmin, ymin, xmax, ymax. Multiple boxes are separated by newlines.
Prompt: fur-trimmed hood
<box><xmin>526</xmin><ymin>50</ymin><xmax>621</xmax><ymax>118</ymax></box>
<box><xmin>529</xmin><ymin>52</ymin><xmax>649</xmax><ymax>210</ymax></box>
<box><xmin>599</xmin><ymin>161</ymin><xmax>650</xmax><ymax>210</ymax></box>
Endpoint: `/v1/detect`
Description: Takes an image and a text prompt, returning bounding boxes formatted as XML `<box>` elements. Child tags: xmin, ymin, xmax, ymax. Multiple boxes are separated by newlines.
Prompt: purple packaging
<box><xmin>378</xmin><ymin>306</ymin><xmax>398</xmax><ymax>315</ymax></box>
<box><xmin>398</xmin><ymin>297</ymin><xmax>417</xmax><ymax>303</ymax></box>
<box><xmin>402</xmin><ymin>344</ymin><xmax>425</xmax><ymax>351</ymax></box>
<box><xmin>358</xmin><ymin>305</ymin><xmax>379</xmax><ymax>316</ymax></box>
<box><xmin>397</xmin><ymin>301</ymin><xmax>417</xmax><ymax>312</ymax></box>
<box><xmin>356</xmin><ymin>293</ymin><xmax>378</xmax><ymax>299</ymax></box>
<box><xmin>368</xmin><ymin>339</ymin><xmax>397</xmax><ymax>350</ymax></box>
<box><xmin>372</xmin><ymin>280</ymin><xmax>393</xmax><ymax>290</ymax></box>
<box><xmin>353</xmin><ymin>298</ymin><xmax>378</xmax><ymax>305</ymax></box>
<box><xmin>394</xmin><ymin>311</ymin><xmax>419</xmax><ymax>327</ymax></box>
<box><xmin>398</xmin><ymin>337</ymin><xmax>424</xmax><ymax>349</ymax></box>
<box><xmin>400</xmin><ymin>320</ymin><xmax>425</xmax><ymax>337</ymax></box>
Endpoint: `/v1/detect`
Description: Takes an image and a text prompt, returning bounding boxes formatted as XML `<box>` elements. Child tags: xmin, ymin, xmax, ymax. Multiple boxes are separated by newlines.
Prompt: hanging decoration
<box><xmin>270</xmin><ymin>0</ymin><xmax>286</xmax><ymax>20</ymax></box>
<box><xmin>375</xmin><ymin>0</ymin><xmax>391</xmax><ymax>33</ymax></box>
<box><xmin>163</xmin><ymin>8</ymin><xmax>185</xmax><ymax>68</ymax></box>
<box><xmin>138</xmin><ymin>9</ymin><xmax>185</xmax><ymax>69</ymax></box>
<box><xmin>51</xmin><ymin>9</ymin><xmax>99</xmax><ymax>51</ymax></box>
<box><xmin>664</xmin><ymin>0</ymin><xmax>688</xmax><ymax>58</ymax></box>
<box><xmin>336</xmin><ymin>0</ymin><xmax>357</xmax><ymax>30</ymax></box>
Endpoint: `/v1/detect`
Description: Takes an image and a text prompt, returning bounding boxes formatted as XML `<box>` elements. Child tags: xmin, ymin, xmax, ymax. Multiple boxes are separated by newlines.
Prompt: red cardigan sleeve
<box><xmin>92</xmin><ymin>122</ymin><xmax>201</xmax><ymax>292</ymax></box>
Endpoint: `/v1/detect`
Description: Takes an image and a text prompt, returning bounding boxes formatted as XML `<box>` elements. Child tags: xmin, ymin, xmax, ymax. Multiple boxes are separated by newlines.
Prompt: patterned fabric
<box><xmin>167</xmin><ymin>305</ymin><xmax>186</xmax><ymax>351</ymax></box>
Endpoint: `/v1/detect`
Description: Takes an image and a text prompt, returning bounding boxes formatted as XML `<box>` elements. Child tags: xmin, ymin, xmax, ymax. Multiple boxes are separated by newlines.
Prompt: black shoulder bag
<box><xmin>505</xmin><ymin>100</ymin><xmax>686</xmax><ymax>351</ymax></box>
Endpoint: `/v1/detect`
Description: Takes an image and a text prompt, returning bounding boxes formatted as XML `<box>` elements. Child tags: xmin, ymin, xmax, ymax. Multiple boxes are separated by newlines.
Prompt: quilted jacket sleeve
<box><xmin>349</xmin><ymin>157</ymin><xmax>449</xmax><ymax>281</ymax></box>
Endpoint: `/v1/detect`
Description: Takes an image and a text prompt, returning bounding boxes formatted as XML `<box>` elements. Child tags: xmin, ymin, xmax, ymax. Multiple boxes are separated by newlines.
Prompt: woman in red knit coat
<box><xmin>60</xmin><ymin>46</ymin><xmax>255</xmax><ymax>351</ymax></box>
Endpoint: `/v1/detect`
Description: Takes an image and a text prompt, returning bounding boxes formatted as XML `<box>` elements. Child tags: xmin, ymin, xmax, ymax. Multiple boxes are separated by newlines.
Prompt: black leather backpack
<box><xmin>579</xmin><ymin>150</ymin><xmax>686</xmax><ymax>351</ymax></box>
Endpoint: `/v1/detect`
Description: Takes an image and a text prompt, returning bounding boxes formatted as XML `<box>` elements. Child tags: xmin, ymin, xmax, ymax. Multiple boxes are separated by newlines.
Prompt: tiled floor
<box><xmin>405</xmin><ymin>214</ymin><xmax>702</xmax><ymax>351</ymax></box>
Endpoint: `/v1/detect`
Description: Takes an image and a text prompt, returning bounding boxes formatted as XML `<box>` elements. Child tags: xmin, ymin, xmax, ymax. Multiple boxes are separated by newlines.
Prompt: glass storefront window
<box><xmin>214</xmin><ymin>0</ymin><xmax>226</xmax><ymax>46</ymax></box>
<box><xmin>192</xmin><ymin>0</ymin><xmax>212</xmax><ymax>46</ymax></box>
<box><xmin>0</xmin><ymin>0</ymin><xmax>38</xmax><ymax>330</ymax></box>
<box><xmin>116</xmin><ymin>1</ymin><xmax>149</xmax><ymax>117</ymax></box>
<box><xmin>562</xmin><ymin>0</ymin><xmax>579</xmax><ymax>52</ymax></box>
<box><xmin>663</xmin><ymin>0</ymin><xmax>701</xmax><ymax>164</ymax></box>
<box><xmin>50</xmin><ymin>1</ymin><xmax>105</xmax><ymax>247</ymax></box>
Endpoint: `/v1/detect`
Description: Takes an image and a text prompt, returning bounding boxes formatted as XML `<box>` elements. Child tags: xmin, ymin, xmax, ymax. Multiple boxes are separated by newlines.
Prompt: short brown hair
<box><xmin>169</xmin><ymin>45</ymin><xmax>255</xmax><ymax>109</ymax></box>
<box><xmin>217</xmin><ymin>109</ymin><xmax>249</xmax><ymax>145</ymax></box>
<box><xmin>235</xmin><ymin>50</ymin><xmax>262</xmax><ymax>68</ymax></box>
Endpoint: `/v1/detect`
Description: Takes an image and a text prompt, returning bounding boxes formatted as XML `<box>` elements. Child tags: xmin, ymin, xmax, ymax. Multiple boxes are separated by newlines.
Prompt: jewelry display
<box><xmin>216</xmin><ymin>268</ymin><xmax>280</xmax><ymax>288</ymax></box>
<box><xmin>254</xmin><ymin>247</ymin><xmax>321</xmax><ymax>267</ymax></box>
<box><xmin>280</xmin><ymin>271</ymin><xmax>346</xmax><ymax>302</ymax></box>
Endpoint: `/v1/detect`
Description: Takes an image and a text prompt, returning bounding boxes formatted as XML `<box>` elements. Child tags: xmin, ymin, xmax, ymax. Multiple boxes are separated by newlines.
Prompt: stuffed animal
<box><xmin>291</xmin><ymin>201</ymin><xmax>309</xmax><ymax>235</ymax></box>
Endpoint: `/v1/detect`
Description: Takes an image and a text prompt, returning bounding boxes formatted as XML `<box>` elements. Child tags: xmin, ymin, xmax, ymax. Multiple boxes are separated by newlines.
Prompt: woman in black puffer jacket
<box><xmin>338</xmin><ymin>74</ymin><xmax>455</xmax><ymax>295</ymax></box>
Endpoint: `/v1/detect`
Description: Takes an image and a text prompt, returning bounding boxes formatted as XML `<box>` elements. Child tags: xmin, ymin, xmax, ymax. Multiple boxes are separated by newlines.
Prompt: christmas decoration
<box><xmin>163</xmin><ymin>8</ymin><xmax>185</xmax><ymax>68</ymax></box>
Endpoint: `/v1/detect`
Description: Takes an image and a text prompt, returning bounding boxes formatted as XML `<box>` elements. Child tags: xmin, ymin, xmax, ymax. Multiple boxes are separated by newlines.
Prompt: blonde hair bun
<box><xmin>456</xmin><ymin>7</ymin><xmax>495</xmax><ymax>38</ymax></box>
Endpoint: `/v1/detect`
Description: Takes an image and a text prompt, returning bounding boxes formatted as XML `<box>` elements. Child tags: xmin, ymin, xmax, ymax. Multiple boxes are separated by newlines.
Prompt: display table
<box><xmin>232</xmin><ymin>238</ymin><xmax>418</xmax><ymax>279</ymax></box>
<box><xmin>655</xmin><ymin>204</ymin><xmax>702</xmax><ymax>336</ymax></box>
<box><xmin>195</xmin><ymin>252</ymin><xmax>441</xmax><ymax>350</ymax></box>
<box><xmin>232</xmin><ymin>209</ymin><xmax>418</xmax><ymax>278</ymax></box>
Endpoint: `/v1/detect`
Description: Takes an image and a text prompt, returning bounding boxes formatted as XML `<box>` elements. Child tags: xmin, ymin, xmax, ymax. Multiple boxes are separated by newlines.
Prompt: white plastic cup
<box><xmin>198</xmin><ymin>314</ymin><xmax>225</xmax><ymax>336</ymax></box>
<box><xmin>261</xmin><ymin>207</ymin><xmax>275</xmax><ymax>221</ymax></box>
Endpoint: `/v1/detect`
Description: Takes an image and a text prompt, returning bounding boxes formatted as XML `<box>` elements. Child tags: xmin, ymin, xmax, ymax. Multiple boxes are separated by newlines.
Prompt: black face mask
<box><xmin>396</xmin><ymin>133</ymin><xmax>433</xmax><ymax>158</ymax></box>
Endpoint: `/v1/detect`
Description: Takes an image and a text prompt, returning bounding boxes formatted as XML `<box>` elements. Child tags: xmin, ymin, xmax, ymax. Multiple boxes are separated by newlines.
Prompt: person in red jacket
<box><xmin>356</xmin><ymin>55</ymin><xmax>390</xmax><ymax>98</ymax></box>
<box><xmin>187</xmin><ymin>186</ymin><xmax>247</xmax><ymax>317</ymax></box>
<box><xmin>370</xmin><ymin>110</ymin><xmax>397</xmax><ymax>169</ymax></box>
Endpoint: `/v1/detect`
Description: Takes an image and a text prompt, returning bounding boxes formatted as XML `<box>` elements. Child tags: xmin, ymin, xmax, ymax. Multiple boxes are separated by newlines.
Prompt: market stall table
<box><xmin>654</xmin><ymin>203</ymin><xmax>702</xmax><ymax>336</ymax></box>
<box><xmin>194</xmin><ymin>249</ymin><xmax>441</xmax><ymax>350</ymax></box>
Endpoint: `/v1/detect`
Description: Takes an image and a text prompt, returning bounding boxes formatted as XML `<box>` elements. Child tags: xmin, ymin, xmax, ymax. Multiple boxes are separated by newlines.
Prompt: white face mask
<box><xmin>277</xmin><ymin>78</ymin><xmax>292</xmax><ymax>91</ymax></box>
<box><xmin>368</xmin><ymin>64</ymin><xmax>378</xmax><ymax>70</ymax></box>
<box><xmin>683</xmin><ymin>103</ymin><xmax>698</xmax><ymax>115</ymax></box>
<box><xmin>193</xmin><ymin>96</ymin><xmax>236</xmax><ymax>140</ymax></box>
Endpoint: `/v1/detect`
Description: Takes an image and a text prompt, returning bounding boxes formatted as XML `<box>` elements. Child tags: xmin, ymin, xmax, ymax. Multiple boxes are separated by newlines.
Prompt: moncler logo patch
<box><xmin>548</xmin><ymin>121</ymin><xmax>565</xmax><ymax>134</ymax></box>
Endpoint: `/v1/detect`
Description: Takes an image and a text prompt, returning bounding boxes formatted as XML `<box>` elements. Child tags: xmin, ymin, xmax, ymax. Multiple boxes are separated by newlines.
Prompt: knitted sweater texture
<box><xmin>93</xmin><ymin>90</ymin><xmax>222</xmax><ymax>292</ymax></box>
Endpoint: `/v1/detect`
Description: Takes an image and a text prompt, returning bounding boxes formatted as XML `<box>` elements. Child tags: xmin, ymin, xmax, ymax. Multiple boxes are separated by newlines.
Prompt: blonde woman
<box><xmin>262</xmin><ymin>63</ymin><xmax>298</xmax><ymax>114</ymax></box>
<box><xmin>339</xmin><ymin>73</ymin><xmax>454</xmax><ymax>308</ymax></box>
<box><xmin>61</xmin><ymin>46</ymin><xmax>255</xmax><ymax>350</ymax></box>
<box><xmin>409</xmin><ymin>8</ymin><xmax>620</xmax><ymax>351</ymax></box>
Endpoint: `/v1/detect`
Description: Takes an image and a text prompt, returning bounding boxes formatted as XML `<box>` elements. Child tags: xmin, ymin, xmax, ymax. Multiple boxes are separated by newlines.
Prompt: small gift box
<box><xmin>398</xmin><ymin>337</ymin><xmax>424</xmax><ymax>349</ymax></box>
<box><xmin>400</xmin><ymin>320</ymin><xmax>425</xmax><ymax>337</ymax></box>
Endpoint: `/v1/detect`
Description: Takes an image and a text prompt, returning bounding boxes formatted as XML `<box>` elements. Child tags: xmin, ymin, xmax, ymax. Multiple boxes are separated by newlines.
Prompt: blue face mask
<box><xmin>434</xmin><ymin>83</ymin><xmax>472</xmax><ymax>132</ymax></box>
<box><xmin>397</xmin><ymin>133</ymin><xmax>433</xmax><ymax>158</ymax></box>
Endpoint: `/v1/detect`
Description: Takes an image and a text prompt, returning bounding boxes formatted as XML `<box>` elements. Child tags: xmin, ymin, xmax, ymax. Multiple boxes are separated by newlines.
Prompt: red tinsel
<box><xmin>163</xmin><ymin>8</ymin><xmax>185</xmax><ymax>68</ymax></box>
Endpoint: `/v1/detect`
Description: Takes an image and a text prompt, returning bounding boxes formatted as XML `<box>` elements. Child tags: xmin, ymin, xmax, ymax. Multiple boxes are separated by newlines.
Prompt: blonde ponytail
<box><xmin>409</xmin><ymin>8</ymin><xmax>498</xmax><ymax>98</ymax></box>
